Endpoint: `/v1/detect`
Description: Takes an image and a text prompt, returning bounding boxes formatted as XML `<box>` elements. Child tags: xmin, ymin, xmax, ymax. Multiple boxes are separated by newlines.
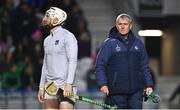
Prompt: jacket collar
<box><xmin>50</xmin><ymin>26</ymin><xmax>62</xmax><ymax>36</ymax></box>
<box><xmin>109</xmin><ymin>26</ymin><xmax>136</xmax><ymax>48</ymax></box>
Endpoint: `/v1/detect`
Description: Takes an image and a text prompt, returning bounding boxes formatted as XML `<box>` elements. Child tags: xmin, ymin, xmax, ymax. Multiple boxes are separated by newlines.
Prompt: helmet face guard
<box><xmin>45</xmin><ymin>7</ymin><xmax>67</xmax><ymax>26</ymax></box>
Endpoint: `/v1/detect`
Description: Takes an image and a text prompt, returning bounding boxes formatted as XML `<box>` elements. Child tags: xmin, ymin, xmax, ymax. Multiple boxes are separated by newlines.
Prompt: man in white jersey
<box><xmin>38</xmin><ymin>7</ymin><xmax>78</xmax><ymax>109</ymax></box>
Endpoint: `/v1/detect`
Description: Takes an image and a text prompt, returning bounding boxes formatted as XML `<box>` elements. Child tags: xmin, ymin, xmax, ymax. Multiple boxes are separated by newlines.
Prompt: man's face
<box><xmin>42</xmin><ymin>13</ymin><xmax>53</xmax><ymax>31</ymax></box>
<box><xmin>116</xmin><ymin>18</ymin><xmax>132</xmax><ymax>37</ymax></box>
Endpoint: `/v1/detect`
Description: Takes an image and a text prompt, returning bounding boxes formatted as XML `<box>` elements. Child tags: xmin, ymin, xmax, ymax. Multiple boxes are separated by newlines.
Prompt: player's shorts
<box><xmin>44</xmin><ymin>86</ymin><xmax>77</xmax><ymax>105</ymax></box>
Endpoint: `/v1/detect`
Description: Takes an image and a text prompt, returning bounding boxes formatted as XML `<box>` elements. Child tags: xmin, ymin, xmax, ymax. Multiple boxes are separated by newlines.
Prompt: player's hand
<box><xmin>100</xmin><ymin>86</ymin><xmax>109</xmax><ymax>95</ymax></box>
<box><xmin>38</xmin><ymin>89</ymin><xmax>45</xmax><ymax>103</ymax></box>
<box><xmin>146</xmin><ymin>87</ymin><xmax>153</xmax><ymax>96</ymax></box>
<box><xmin>64</xmin><ymin>84</ymin><xmax>73</xmax><ymax>97</ymax></box>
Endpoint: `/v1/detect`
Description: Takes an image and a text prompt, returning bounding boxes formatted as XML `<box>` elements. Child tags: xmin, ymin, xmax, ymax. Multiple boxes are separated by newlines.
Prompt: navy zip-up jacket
<box><xmin>95</xmin><ymin>27</ymin><xmax>153</xmax><ymax>94</ymax></box>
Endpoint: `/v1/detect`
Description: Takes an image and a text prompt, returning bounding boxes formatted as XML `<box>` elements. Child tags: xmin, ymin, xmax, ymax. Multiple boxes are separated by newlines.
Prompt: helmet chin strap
<box><xmin>51</xmin><ymin>20</ymin><xmax>65</xmax><ymax>29</ymax></box>
<box><xmin>52</xmin><ymin>22</ymin><xmax>60</xmax><ymax>27</ymax></box>
<box><xmin>51</xmin><ymin>18</ymin><xmax>61</xmax><ymax>27</ymax></box>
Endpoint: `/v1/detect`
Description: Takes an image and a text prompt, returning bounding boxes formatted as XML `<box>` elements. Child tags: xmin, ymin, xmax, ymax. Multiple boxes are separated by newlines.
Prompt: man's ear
<box><xmin>130</xmin><ymin>24</ymin><xmax>132</xmax><ymax>29</ymax></box>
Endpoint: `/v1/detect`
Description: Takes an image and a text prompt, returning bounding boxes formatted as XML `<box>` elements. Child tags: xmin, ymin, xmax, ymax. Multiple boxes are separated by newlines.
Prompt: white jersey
<box><xmin>39</xmin><ymin>26</ymin><xmax>78</xmax><ymax>89</ymax></box>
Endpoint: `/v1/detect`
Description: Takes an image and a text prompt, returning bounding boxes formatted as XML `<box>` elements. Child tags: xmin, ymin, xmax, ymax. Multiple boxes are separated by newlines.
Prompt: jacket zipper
<box><xmin>112</xmin><ymin>72</ymin><xmax>117</xmax><ymax>86</ymax></box>
<box><xmin>125</xmin><ymin>39</ymin><xmax>131</xmax><ymax>92</ymax></box>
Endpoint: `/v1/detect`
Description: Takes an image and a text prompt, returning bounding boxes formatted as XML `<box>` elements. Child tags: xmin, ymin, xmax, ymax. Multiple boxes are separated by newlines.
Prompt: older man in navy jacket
<box><xmin>95</xmin><ymin>13</ymin><xmax>153</xmax><ymax>109</ymax></box>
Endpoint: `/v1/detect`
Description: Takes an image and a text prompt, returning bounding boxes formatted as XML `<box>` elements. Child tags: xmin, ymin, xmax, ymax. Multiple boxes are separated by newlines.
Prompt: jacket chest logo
<box><xmin>115</xmin><ymin>44</ymin><xmax>121</xmax><ymax>52</ymax></box>
<box><xmin>134</xmin><ymin>46</ymin><xmax>139</xmax><ymax>50</ymax></box>
<box><xmin>55</xmin><ymin>40</ymin><xmax>59</xmax><ymax>45</ymax></box>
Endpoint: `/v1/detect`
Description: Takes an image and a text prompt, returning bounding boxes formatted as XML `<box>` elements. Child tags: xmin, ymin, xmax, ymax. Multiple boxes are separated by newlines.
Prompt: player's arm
<box><xmin>64</xmin><ymin>33</ymin><xmax>78</xmax><ymax>96</ymax></box>
<box><xmin>38</xmin><ymin>41</ymin><xmax>48</xmax><ymax>103</ymax></box>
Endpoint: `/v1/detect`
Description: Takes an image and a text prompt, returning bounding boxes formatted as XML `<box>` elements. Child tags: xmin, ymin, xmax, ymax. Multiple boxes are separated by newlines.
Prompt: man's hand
<box><xmin>64</xmin><ymin>84</ymin><xmax>73</xmax><ymax>97</ymax></box>
<box><xmin>100</xmin><ymin>86</ymin><xmax>109</xmax><ymax>95</ymax></box>
<box><xmin>38</xmin><ymin>89</ymin><xmax>45</xmax><ymax>103</ymax></box>
<box><xmin>146</xmin><ymin>87</ymin><xmax>153</xmax><ymax>96</ymax></box>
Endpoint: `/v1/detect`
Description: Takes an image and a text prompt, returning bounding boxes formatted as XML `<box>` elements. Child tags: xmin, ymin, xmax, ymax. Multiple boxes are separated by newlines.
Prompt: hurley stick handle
<box><xmin>70</xmin><ymin>94</ymin><xmax>117</xmax><ymax>109</ymax></box>
<box><xmin>58</xmin><ymin>87</ymin><xmax>117</xmax><ymax>109</ymax></box>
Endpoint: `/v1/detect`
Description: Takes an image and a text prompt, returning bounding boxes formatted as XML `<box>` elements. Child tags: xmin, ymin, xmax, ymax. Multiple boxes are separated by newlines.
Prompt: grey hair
<box><xmin>116</xmin><ymin>13</ymin><xmax>132</xmax><ymax>23</ymax></box>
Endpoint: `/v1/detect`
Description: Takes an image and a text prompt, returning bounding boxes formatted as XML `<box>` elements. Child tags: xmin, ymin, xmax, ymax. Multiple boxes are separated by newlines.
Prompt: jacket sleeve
<box><xmin>95</xmin><ymin>41</ymin><xmax>112</xmax><ymax>88</ymax></box>
<box><xmin>140</xmin><ymin>41</ymin><xmax>154</xmax><ymax>88</ymax></box>
<box><xmin>65</xmin><ymin>33</ymin><xmax>78</xmax><ymax>84</ymax></box>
